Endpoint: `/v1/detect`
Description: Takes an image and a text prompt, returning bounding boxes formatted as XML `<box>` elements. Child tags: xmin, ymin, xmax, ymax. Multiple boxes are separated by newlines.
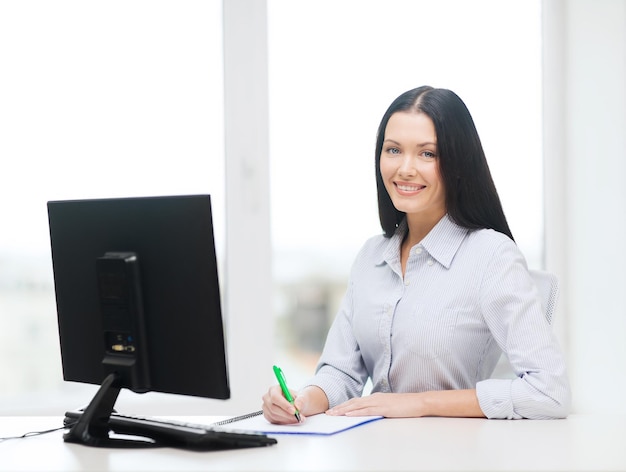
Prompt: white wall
<box><xmin>543</xmin><ymin>0</ymin><xmax>626</xmax><ymax>413</ymax></box>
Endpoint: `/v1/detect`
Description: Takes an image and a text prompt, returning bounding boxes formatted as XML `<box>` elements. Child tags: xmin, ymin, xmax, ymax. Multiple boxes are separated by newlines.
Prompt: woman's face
<box><xmin>379</xmin><ymin>111</ymin><xmax>446</xmax><ymax>223</ymax></box>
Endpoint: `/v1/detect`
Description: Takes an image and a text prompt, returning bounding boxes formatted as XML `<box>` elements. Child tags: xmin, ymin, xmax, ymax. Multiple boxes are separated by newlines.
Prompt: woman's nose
<box><xmin>398</xmin><ymin>155</ymin><xmax>417</xmax><ymax>176</ymax></box>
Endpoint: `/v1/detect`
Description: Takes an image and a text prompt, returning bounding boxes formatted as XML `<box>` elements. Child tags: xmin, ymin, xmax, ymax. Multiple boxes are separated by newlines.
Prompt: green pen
<box><xmin>273</xmin><ymin>365</ymin><xmax>302</xmax><ymax>422</ymax></box>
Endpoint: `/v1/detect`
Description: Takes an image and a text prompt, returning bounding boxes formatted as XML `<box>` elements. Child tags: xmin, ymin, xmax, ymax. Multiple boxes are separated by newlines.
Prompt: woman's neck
<box><xmin>404</xmin><ymin>211</ymin><xmax>446</xmax><ymax>247</ymax></box>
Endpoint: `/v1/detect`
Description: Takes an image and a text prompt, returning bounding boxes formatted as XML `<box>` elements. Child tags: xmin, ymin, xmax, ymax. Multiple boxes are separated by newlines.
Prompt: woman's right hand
<box><xmin>262</xmin><ymin>384</ymin><xmax>329</xmax><ymax>424</ymax></box>
<box><xmin>262</xmin><ymin>384</ymin><xmax>303</xmax><ymax>424</ymax></box>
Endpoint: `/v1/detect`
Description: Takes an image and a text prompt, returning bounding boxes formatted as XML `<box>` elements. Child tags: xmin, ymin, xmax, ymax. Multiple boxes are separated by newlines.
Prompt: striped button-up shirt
<box><xmin>309</xmin><ymin>215</ymin><xmax>571</xmax><ymax>419</ymax></box>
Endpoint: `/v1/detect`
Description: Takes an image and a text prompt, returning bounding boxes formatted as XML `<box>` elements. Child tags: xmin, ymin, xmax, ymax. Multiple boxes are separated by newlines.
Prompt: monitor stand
<box><xmin>63</xmin><ymin>372</ymin><xmax>156</xmax><ymax>448</ymax></box>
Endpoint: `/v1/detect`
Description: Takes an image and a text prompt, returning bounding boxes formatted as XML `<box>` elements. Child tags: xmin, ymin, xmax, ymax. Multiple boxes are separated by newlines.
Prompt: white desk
<box><xmin>1</xmin><ymin>414</ymin><xmax>625</xmax><ymax>471</ymax></box>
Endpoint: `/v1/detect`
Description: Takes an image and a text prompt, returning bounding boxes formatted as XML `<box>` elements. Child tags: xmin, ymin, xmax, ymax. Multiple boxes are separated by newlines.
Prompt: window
<box><xmin>268</xmin><ymin>0</ymin><xmax>543</xmax><ymax>385</ymax></box>
<box><xmin>0</xmin><ymin>1</ymin><xmax>224</xmax><ymax>414</ymax></box>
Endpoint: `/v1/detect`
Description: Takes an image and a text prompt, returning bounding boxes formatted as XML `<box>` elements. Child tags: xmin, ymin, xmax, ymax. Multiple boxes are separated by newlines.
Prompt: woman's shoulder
<box><xmin>463</xmin><ymin>227</ymin><xmax>526</xmax><ymax>269</ymax></box>
<box><xmin>348</xmin><ymin>232</ymin><xmax>392</xmax><ymax>268</ymax></box>
<box><xmin>466</xmin><ymin>227</ymin><xmax>517</xmax><ymax>249</ymax></box>
<box><xmin>357</xmin><ymin>233</ymin><xmax>389</xmax><ymax>257</ymax></box>
<box><xmin>362</xmin><ymin>232</ymin><xmax>389</xmax><ymax>248</ymax></box>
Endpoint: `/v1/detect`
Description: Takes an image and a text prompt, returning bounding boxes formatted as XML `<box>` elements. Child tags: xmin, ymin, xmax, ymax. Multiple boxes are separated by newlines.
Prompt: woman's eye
<box><xmin>386</xmin><ymin>147</ymin><xmax>401</xmax><ymax>155</ymax></box>
<box><xmin>422</xmin><ymin>151</ymin><xmax>437</xmax><ymax>159</ymax></box>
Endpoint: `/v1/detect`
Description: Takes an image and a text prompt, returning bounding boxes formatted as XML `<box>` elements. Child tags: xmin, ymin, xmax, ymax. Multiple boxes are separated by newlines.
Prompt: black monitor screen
<box><xmin>47</xmin><ymin>195</ymin><xmax>229</xmax><ymax>401</ymax></box>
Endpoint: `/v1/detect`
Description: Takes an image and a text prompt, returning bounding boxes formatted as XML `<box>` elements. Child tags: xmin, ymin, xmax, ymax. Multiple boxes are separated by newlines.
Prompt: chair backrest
<box><xmin>528</xmin><ymin>269</ymin><xmax>559</xmax><ymax>325</ymax></box>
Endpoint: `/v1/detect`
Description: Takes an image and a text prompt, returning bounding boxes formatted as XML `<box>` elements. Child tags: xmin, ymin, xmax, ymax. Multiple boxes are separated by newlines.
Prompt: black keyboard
<box><xmin>64</xmin><ymin>410</ymin><xmax>277</xmax><ymax>450</ymax></box>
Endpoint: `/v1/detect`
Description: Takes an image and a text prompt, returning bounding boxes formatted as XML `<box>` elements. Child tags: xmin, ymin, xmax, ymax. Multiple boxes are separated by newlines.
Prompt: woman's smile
<box><xmin>394</xmin><ymin>181</ymin><xmax>426</xmax><ymax>195</ymax></box>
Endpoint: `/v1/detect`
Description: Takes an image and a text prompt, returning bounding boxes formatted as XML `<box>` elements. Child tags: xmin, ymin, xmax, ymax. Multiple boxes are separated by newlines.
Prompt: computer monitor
<box><xmin>47</xmin><ymin>194</ymin><xmax>230</xmax><ymax>447</ymax></box>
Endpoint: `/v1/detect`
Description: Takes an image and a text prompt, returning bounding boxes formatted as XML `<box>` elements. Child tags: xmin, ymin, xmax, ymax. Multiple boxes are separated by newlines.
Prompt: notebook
<box><xmin>212</xmin><ymin>410</ymin><xmax>383</xmax><ymax>436</ymax></box>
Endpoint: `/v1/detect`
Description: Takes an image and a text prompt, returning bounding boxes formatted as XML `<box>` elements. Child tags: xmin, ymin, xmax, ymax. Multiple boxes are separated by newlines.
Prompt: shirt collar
<box><xmin>378</xmin><ymin>214</ymin><xmax>470</xmax><ymax>269</ymax></box>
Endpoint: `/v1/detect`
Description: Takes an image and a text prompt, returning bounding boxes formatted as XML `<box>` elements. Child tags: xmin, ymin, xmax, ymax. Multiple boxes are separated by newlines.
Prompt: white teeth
<box><xmin>397</xmin><ymin>184</ymin><xmax>423</xmax><ymax>191</ymax></box>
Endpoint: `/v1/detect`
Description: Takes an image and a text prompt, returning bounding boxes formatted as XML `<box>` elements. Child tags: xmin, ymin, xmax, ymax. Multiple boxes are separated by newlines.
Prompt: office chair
<box><xmin>528</xmin><ymin>269</ymin><xmax>559</xmax><ymax>325</ymax></box>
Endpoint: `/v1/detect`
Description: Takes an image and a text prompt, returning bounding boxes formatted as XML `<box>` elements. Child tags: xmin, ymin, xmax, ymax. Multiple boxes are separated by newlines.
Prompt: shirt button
<box><xmin>404</xmin><ymin>279</ymin><xmax>410</xmax><ymax>286</ymax></box>
<box><xmin>414</xmin><ymin>247</ymin><xmax>423</xmax><ymax>255</ymax></box>
<box><xmin>427</xmin><ymin>259</ymin><xmax>434</xmax><ymax>266</ymax></box>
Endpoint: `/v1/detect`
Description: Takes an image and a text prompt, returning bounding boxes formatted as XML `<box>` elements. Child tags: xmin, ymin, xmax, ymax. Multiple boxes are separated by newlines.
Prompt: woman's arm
<box><xmin>326</xmin><ymin>389</ymin><xmax>485</xmax><ymax>418</ymax></box>
<box><xmin>476</xmin><ymin>240</ymin><xmax>571</xmax><ymax>419</ymax></box>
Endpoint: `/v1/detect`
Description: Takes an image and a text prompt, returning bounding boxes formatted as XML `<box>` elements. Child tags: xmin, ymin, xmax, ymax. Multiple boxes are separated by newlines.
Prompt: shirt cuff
<box><xmin>476</xmin><ymin>378</ymin><xmax>521</xmax><ymax>419</ymax></box>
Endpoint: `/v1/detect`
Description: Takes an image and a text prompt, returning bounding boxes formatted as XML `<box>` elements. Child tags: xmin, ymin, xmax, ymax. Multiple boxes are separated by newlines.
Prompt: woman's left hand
<box><xmin>325</xmin><ymin>389</ymin><xmax>484</xmax><ymax>419</ymax></box>
<box><xmin>325</xmin><ymin>392</ymin><xmax>422</xmax><ymax>418</ymax></box>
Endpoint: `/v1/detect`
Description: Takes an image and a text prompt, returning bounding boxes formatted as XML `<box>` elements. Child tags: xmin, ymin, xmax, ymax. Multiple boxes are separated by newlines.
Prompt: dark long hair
<box><xmin>375</xmin><ymin>86</ymin><xmax>514</xmax><ymax>241</ymax></box>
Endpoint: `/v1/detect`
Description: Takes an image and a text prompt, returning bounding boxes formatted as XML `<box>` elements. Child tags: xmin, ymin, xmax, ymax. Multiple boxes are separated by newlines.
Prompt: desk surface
<box><xmin>1</xmin><ymin>414</ymin><xmax>625</xmax><ymax>471</ymax></box>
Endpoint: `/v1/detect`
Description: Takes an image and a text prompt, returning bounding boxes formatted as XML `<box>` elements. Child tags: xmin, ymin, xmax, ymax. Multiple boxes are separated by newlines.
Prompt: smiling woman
<box><xmin>262</xmin><ymin>85</ymin><xmax>570</xmax><ymax>423</ymax></box>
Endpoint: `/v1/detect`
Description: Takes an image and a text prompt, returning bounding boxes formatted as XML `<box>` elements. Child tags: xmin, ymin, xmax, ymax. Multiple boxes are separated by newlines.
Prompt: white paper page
<box><xmin>215</xmin><ymin>412</ymin><xmax>383</xmax><ymax>436</ymax></box>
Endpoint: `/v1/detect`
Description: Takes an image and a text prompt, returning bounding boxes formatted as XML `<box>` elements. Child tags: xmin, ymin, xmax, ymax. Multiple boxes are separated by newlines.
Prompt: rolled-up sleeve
<box><xmin>476</xmin><ymin>240</ymin><xmax>571</xmax><ymax>419</ymax></box>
